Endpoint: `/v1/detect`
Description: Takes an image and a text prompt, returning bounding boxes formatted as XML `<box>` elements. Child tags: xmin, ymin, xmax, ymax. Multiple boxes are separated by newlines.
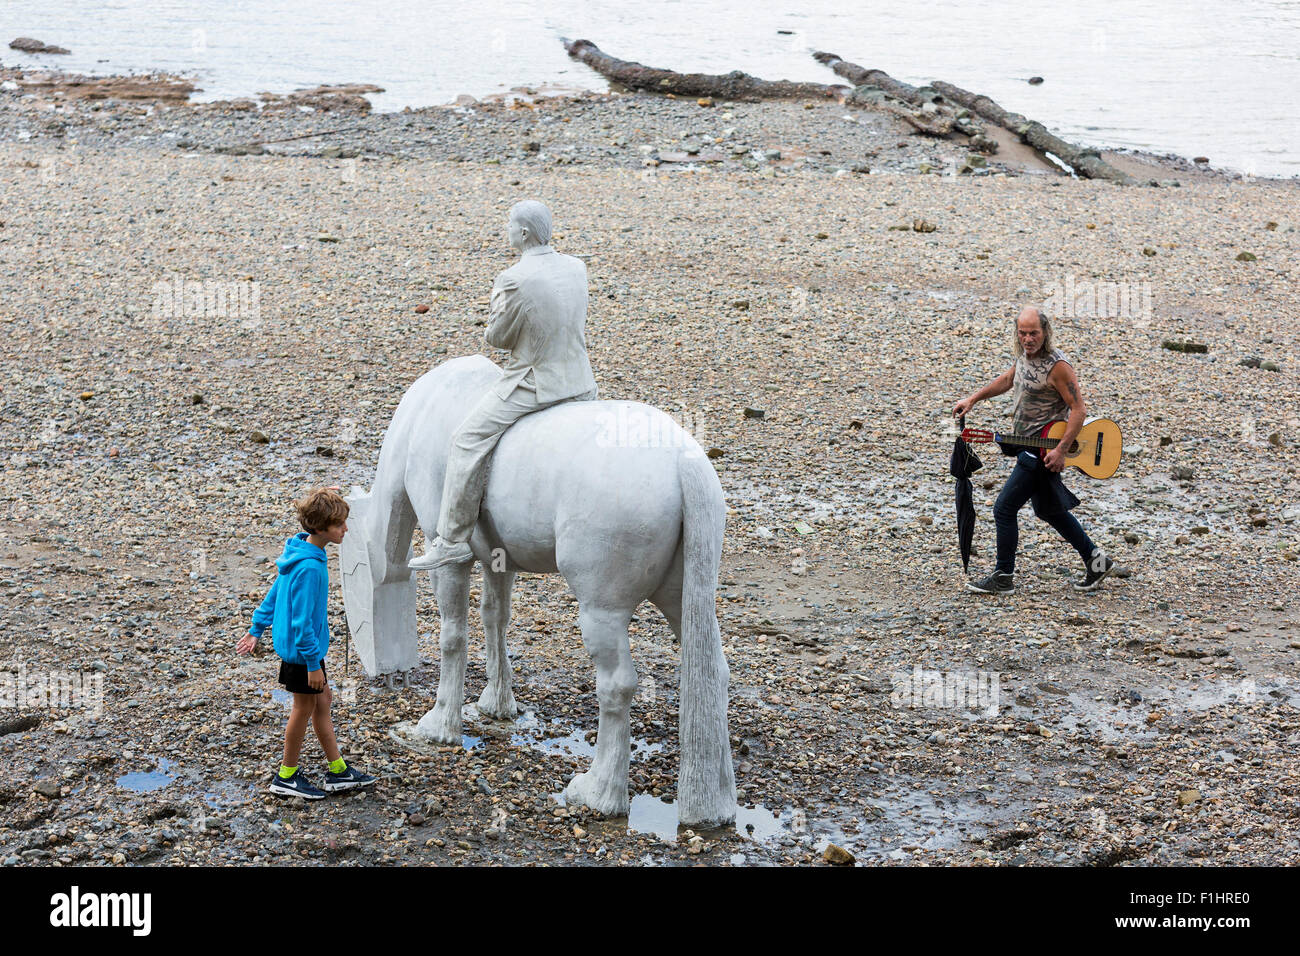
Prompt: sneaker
<box><xmin>321</xmin><ymin>764</ymin><xmax>377</xmax><ymax>792</ymax></box>
<box><xmin>407</xmin><ymin>538</ymin><xmax>474</xmax><ymax>570</ymax></box>
<box><xmin>269</xmin><ymin>769</ymin><xmax>325</xmax><ymax>800</ymax></box>
<box><xmin>1073</xmin><ymin>555</ymin><xmax>1115</xmax><ymax>591</ymax></box>
<box><xmin>966</xmin><ymin>571</ymin><xmax>1014</xmax><ymax>594</ymax></box>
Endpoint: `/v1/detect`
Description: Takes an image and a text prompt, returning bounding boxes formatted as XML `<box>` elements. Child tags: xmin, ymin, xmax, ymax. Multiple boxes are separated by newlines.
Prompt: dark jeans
<box><xmin>994</xmin><ymin>452</ymin><xmax>1097</xmax><ymax>574</ymax></box>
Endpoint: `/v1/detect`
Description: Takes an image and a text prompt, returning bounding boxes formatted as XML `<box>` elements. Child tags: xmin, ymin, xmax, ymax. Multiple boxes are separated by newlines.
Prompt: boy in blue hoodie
<box><xmin>236</xmin><ymin>487</ymin><xmax>376</xmax><ymax>799</ymax></box>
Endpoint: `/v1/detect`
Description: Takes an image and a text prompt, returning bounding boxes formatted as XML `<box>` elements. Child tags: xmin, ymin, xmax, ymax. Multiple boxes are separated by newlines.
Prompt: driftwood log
<box><xmin>814</xmin><ymin>51</ymin><xmax>993</xmax><ymax>150</ymax></box>
<box><xmin>930</xmin><ymin>81</ymin><xmax>1134</xmax><ymax>184</ymax></box>
<box><xmin>813</xmin><ymin>51</ymin><xmax>930</xmax><ymax>107</ymax></box>
<box><xmin>564</xmin><ymin>39</ymin><xmax>848</xmax><ymax>102</ymax></box>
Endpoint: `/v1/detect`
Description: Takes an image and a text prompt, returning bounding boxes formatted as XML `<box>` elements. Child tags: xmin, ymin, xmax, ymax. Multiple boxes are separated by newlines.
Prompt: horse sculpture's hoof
<box><xmin>476</xmin><ymin>685</ymin><xmax>518</xmax><ymax>720</ymax></box>
<box><xmin>414</xmin><ymin>705</ymin><xmax>461</xmax><ymax>744</ymax></box>
<box><xmin>562</xmin><ymin>770</ymin><xmax>630</xmax><ymax>817</ymax></box>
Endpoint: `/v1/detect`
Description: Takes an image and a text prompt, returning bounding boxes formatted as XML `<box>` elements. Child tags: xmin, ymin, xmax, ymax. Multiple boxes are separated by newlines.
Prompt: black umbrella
<box><xmin>950</xmin><ymin>415</ymin><xmax>983</xmax><ymax>572</ymax></box>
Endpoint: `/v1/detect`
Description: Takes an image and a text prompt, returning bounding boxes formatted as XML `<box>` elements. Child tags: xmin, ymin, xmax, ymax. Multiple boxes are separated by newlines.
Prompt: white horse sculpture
<box><xmin>340</xmin><ymin>356</ymin><xmax>737</xmax><ymax>827</ymax></box>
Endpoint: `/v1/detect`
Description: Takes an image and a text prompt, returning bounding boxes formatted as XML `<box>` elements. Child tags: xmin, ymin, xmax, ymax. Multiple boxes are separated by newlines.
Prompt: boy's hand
<box><xmin>308</xmin><ymin>669</ymin><xmax>325</xmax><ymax>690</ymax></box>
<box><xmin>236</xmin><ymin>634</ymin><xmax>257</xmax><ymax>656</ymax></box>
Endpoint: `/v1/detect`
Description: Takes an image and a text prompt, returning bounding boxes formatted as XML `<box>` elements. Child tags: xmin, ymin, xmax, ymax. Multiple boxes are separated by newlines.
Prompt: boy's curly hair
<box><xmin>295</xmin><ymin>487</ymin><xmax>350</xmax><ymax>534</ymax></box>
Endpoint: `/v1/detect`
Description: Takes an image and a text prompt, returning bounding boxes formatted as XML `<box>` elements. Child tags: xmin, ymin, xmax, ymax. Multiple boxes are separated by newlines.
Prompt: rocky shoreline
<box><xmin>0</xmin><ymin>61</ymin><xmax>1257</xmax><ymax>183</ymax></box>
<box><xmin>0</xmin><ymin>62</ymin><xmax>1297</xmax><ymax>867</ymax></box>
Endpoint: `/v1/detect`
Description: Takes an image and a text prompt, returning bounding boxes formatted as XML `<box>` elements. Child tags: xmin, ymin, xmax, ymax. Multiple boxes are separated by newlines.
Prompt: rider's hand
<box><xmin>1043</xmin><ymin>447</ymin><xmax>1066</xmax><ymax>472</ymax></box>
<box><xmin>236</xmin><ymin>633</ymin><xmax>257</xmax><ymax>656</ymax></box>
<box><xmin>308</xmin><ymin>669</ymin><xmax>325</xmax><ymax>690</ymax></box>
<box><xmin>952</xmin><ymin>397</ymin><xmax>974</xmax><ymax>418</ymax></box>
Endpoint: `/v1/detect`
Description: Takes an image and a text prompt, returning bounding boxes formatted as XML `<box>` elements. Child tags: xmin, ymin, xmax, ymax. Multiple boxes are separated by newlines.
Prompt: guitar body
<box><xmin>962</xmin><ymin>418</ymin><xmax>1124</xmax><ymax>479</ymax></box>
<box><xmin>1039</xmin><ymin>418</ymin><xmax>1123</xmax><ymax>479</ymax></box>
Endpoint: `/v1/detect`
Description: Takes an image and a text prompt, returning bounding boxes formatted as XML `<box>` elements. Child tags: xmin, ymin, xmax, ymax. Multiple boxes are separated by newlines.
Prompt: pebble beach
<box><xmin>1</xmin><ymin>73</ymin><xmax>1298</xmax><ymax>866</ymax></box>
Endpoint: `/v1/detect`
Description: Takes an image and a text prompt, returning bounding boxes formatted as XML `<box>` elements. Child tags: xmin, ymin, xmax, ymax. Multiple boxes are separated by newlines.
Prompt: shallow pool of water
<box><xmin>116</xmin><ymin>756</ymin><xmax>175</xmax><ymax>793</ymax></box>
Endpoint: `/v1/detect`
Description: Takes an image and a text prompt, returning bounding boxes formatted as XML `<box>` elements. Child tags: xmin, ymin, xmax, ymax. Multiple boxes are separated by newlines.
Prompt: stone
<box><xmin>823</xmin><ymin>843</ymin><xmax>855</xmax><ymax>865</ymax></box>
<box><xmin>33</xmin><ymin>779</ymin><xmax>61</xmax><ymax>798</ymax></box>
<box><xmin>1177</xmin><ymin>789</ymin><xmax>1201</xmax><ymax>807</ymax></box>
<box><xmin>1028</xmin><ymin>76</ymin><xmax>1044</xmax><ymax>85</ymax></box>
<box><xmin>9</xmin><ymin>37</ymin><xmax>70</xmax><ymax>54</ymax></box>
<box><xmin>414</xmin><ymin>304</ymin><xmax>430</xmax><ymax>314</ymax></box>
<box><xmin>1235</xmin><ymin>251</ymin><xmax>1257</xmax><ymax>262</ymax></box>
<box><xmin>743</xmin><ymin>407</ymin><xmax>765</xmax><ymax>419</ymax></box>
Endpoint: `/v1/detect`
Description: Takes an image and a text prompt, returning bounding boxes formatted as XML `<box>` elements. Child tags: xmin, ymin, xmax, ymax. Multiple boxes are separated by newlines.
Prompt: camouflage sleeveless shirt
<box><xmin>1010</xmin><ymin>347</ymin><xmax>1069</xmax><ymax>438</ymax></box>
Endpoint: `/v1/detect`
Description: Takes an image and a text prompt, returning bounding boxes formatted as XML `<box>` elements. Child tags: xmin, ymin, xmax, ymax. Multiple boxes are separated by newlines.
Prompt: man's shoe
<box><xmin>269</xmin><ymin>769</ymin><xmax>326</xmax><ymax>800</ymax></box>
<box><xmin>1073</xmin><ymin>555</ymin><xmax>1115</xmax><ymax>591</ymax></box>
<box><xmin>966</xmin><ymin>571</ymin><xmax>1014</xmax><ymax>594</ymax></box>
<box><xmin>407</xmin><ymin>538</ymin><xmax>474</xmax><ymax>570</ymax></box>
<box><xmin>321</xmin><ymin>764</ymin><xmax>378</xmax><ymax>792</ymax></box>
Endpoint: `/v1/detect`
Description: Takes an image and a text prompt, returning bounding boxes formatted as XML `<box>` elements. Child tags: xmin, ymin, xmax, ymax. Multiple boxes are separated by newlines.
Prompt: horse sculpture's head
<box><xmin>339</xmin><ymin>486</ymin><xmax>420</xmax><ymax>678</ymax></box>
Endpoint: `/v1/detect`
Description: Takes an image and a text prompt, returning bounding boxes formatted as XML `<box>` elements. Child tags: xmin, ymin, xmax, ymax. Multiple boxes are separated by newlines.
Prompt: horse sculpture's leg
<box><xmin>415</xmin><ymin>564</ymin><xmax>473</xmax><ymax>743</ymax></box>
<box><xmin>476</xmin><ymin>568</ymin><xmax>518</xmax><ymax>718</ymax></box>
<box><xmin>562</xmin><ymin>605</ymin><xmax>637</xmax><ymax>816</ymax></box>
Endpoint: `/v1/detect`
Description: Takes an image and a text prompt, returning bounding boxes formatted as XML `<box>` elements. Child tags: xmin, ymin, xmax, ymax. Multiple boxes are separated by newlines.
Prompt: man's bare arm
<box><xmin>953</xmin><ymin>366</ymin><xmax>1014</xmax><ymax>417</ymax></box>
<box><xmin>1044</xmin><ymin>361</ymin><xmax>1086</xmax><ymax>471</ymax></box>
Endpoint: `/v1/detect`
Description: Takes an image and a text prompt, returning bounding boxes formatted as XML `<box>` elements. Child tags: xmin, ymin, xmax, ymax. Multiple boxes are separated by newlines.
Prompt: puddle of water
<box><xmin>1035</xmin><ymin>677</ymin><xmax>1298</xmax><ymax>744</ymax></box>
<box><xmin>510</xmin><ymin>710</ymin><xmax>662</xmax><ymax>762</ymax></box>
<box><xmin>556</xmin><ymin>790</ymin><xmax>800</xmax><ymax>846</ymax></box>
<box><xmin>116</xmin><ymin>756</ymin><xmax>175</xmax><ymax>793</ymax></box>
<box><xmin>270</xmin><ymin>688</ymin><xmax>292</xmax><ymax>706</ymax></box>
<box><xmin>860</xmin><ymin>787</ymin><xmax>1020</xmax><ymax>857</ymax></box>
<box><xmin>387</xmin><ymin>721</ymin><xmax>481</xmax><ymax>753</ymax></box>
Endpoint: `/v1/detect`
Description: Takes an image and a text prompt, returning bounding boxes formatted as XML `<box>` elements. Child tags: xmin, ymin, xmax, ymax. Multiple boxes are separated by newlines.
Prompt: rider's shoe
<box><xmin>407</xmin><ymin>538</ymin><xmax>474</xmax><ymax>570</ymax></box>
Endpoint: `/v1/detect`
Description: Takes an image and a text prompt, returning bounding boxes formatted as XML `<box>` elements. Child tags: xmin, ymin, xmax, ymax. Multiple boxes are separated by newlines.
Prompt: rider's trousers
<box><xmin>436</xmin><ymin>372</ymin><xmax>599</xmax><ymax>543</ymax></box>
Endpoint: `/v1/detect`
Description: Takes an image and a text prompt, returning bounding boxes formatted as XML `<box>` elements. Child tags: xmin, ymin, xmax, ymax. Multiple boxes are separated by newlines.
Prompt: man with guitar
<box><xmin>952</xmin><ymin>306</ymin><xmax>1113</xmax><ymax>594</ymax></box>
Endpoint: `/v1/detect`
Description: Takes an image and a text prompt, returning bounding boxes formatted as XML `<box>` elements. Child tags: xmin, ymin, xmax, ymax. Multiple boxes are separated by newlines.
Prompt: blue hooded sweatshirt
<box><xmin>248</xmin><ymin>533</ymin><xmax>330</xmax><ymax>672</ymax></box>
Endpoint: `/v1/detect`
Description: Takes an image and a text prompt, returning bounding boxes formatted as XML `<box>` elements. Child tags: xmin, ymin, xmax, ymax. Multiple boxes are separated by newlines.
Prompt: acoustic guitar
<box><xmin>960</xmin><ymin>418</ymin><xmax>1123</xmax><ymax>480</ymax></box>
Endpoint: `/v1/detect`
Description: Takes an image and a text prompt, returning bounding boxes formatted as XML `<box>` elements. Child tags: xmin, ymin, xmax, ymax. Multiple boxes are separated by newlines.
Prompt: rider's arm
<box><xmin>485</xmin><ymin>276</ymin><xmax>524</xmax><ymax>350</ymax></box>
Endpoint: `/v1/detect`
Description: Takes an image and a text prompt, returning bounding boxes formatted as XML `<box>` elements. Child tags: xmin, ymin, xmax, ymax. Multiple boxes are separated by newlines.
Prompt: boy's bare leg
<box><xmin>311</xmin><ymin>685</ymin><xmax>342</xmax><ymax>764</ymax></box>
<box><xmin>282</xmin><ymin>694</ymin><xmax>315</xmax><ymax>767</ymax></box>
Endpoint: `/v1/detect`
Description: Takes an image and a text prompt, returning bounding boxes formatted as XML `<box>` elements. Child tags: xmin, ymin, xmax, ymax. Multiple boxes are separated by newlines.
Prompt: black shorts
<box><xmin>278</xmin><ymin>660</ymin><xmax>327</xmax><ymax>695</ymax></box>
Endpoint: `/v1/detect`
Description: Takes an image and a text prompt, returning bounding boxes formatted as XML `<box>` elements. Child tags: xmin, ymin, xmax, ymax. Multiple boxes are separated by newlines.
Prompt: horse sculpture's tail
<box><xmin>676</xmin><ymin>444</ymin><xmax>738</xmax><ymax>827</ymax></box>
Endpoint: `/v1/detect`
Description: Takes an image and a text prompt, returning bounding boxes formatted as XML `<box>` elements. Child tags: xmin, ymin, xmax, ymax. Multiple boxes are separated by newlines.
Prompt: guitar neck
<box><xmin>996</xmin><ymin>432</ymin><xmax>1061</xmax><ymax>450</ymax></box>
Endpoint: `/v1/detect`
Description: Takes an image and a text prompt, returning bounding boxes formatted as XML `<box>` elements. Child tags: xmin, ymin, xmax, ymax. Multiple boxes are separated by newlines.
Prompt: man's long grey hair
<box><xmin>1012</xmin><ymin>307</ymin><xmax>1055</xmax><ymax>357</ymax></box>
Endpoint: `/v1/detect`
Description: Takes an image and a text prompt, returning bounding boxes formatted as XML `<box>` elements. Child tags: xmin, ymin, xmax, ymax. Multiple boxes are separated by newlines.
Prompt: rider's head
<box><xmin>507</xmin><ymin>200</ymin><xmax>553</xmax><ymax>251</ymax></box>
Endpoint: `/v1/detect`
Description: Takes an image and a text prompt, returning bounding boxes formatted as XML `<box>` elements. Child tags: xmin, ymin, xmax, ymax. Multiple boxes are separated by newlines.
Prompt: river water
<box><xmin>3</xmin><ymin>0</ymin><xmax>1298</xmax><ymax>177</ymax></box>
